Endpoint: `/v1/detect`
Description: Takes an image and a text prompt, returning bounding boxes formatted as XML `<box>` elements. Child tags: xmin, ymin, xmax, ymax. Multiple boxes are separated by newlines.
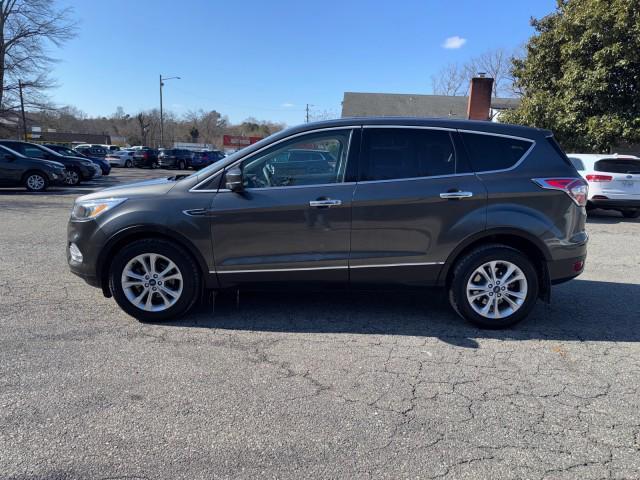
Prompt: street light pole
<box><xmin>159</xmin><ymin>74</ymin><xmax>180</xmax><ymax>148</ymax></box>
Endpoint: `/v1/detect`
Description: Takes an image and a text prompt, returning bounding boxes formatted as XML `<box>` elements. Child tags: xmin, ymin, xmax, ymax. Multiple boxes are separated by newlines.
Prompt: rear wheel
<box><xmin>24</xmin><ymin>171</ymin><xmax>48</xmax><ymax>192</ymax></box>
<box><xmin>622</xmin><ymin>209</ymin><xmax>640</xmax><ymax>219</ymax></box>
<box><xmin>178</xmin><ymin>160</ymin><xmax>186</xmax><ymax>170</ymax></box>
<box><xmin>449</xmin><ymin>245</ymin><xmax>539</xmax><ymax>329</ymax></box>
<box><xmin>109</xmin><ymin>239</ymin><xmax>200</xmax><ymax>322</ymax></box>
<box><xmin>125</xmin><ymin>159</ymin><xmax>133</xmax><ymax>168</ymax></box>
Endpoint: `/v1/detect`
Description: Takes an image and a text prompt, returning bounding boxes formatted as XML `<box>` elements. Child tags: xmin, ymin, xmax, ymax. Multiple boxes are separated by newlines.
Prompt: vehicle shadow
<box><xmin>587</xmin><ymin>209</ymin><xmax>640</xmax><ymax>224</ymax></box>
<box><xmin>162</xmin><ymin>279</ymin><xmax>640</xmax><ymax>348</ymax></box>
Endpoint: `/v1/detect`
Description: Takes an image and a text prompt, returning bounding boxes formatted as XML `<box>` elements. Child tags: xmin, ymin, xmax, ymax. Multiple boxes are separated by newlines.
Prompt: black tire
<box><xmin>23</xmin><ymin>171</ymin><xmax>49</xmax><ymax>192</ymax></box>
<box><xmin>109</xmin><ymin>239</ymin><xmax>201</xmax><ymax>322</ymax></box>
<box><xmin>622</xmin><ymin>209</ymin><xmax>640</xmax><ymax>219</ymax></box>
<box><xmin>151</xmin><ymin>161</ymin><xmax>159</xmax><ymax>169</ymax></box>
<box><xmin>65</xmin><ymin>168</ymin><xmax>82</xmax><ymax>186</ymax></box>
<box><xmin>125</xmin><ymin>159</ymin><xmax>133</xmax><ymax>168</ymax></box>
<box><xmin>448</xmin><ymin>244</ymin><xmax>539</xmax><ymax>329</ymax></box>
<box><xmin>178</xmin><ymin>160</ymin><xmax>185</xmax><ymax>170</ymax></box>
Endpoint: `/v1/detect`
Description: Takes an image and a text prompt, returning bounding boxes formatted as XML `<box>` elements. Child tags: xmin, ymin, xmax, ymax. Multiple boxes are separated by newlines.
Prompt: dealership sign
<box><xmin>223</xmin><ymin>135</ymin><xmax>263</xmax><ymax>148</ymax></box>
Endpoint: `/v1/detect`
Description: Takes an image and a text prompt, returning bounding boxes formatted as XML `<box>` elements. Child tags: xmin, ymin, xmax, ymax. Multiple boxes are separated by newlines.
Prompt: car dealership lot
<box><xmin>1</xmin><ymin>170</ymin><xmax>639</xmax><ymax>479</ymax></box>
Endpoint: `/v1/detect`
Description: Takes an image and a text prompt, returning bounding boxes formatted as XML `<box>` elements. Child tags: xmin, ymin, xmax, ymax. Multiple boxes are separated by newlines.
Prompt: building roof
<box><xmin>341</xmin><ymin>92</ymin><xmax>520</xmax><ymax>119</ymax></box>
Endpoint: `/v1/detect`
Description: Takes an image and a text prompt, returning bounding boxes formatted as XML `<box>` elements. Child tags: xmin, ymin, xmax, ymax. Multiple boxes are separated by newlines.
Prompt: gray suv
<box><xmin>67</xmin><ymin>118</ymin><xmax>588</xmax><ymax>328</ymax></box>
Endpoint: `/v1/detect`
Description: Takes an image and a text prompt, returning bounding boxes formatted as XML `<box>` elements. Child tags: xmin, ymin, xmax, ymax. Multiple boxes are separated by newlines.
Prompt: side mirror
<box><xmin>225</xmin><ymin>167</ymin><xmax>244</xmax><ymax>192</ymax></box>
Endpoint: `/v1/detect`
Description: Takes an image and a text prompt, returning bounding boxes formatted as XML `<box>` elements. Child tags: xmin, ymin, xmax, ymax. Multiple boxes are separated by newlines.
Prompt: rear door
<box><xmin>594</xmin><ymin>158</ymin><xmax>640</xmax><ymax>200</ymax></box>
<box><xmin>350</xmin><ymin>127</ymin><xmax>487</xmax><ymax>286</ymax></box>
<box><xmin>210</xmin><ymin>128</ymin><xmax>358</xmax><ymax>288</ymax></box>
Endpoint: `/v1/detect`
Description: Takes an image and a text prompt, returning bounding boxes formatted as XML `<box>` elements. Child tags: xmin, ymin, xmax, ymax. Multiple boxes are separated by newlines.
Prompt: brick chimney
<box><xmin>467</xmin><ymin>75</ymin><xmax>494</xmax><ymax>121</ymax></box>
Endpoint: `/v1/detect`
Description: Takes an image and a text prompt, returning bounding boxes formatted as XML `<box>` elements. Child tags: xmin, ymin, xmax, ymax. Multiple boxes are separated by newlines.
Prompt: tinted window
<box><xmin>23</xmin><ymin>145</ymin><xmax>47</xmax><ymax>158</ymax></box>
<box><xmin>568</xmin><ymin>157</ymin><xmax>586</xmax><ymax>171</ymax></box>
<box><xmin>595</xmin><ymin>159</ymin><xmax>640</xmax><ymax>174</ymax></box>
<box><xmin>360</xmin><ymin>128</ymin><xmax>455</xmax><ymax>181</ymax></box>
<box><xmin>240</xmin><ymin>130</ymin><xmax>351</xmax><ymax>188</ymax></box>
<box><xmin>461</xmin><ymin>132</ymin><xmax>532</xmax><ymax>172</ymax></box>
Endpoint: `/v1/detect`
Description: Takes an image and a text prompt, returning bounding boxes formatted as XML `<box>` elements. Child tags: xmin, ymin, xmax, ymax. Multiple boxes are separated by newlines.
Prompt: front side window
<box><xmin>240</xmin><ymin>130</ymin><xmax>351</xmax><ymax>188</ymax></box>
<box><xmin>23</xmin><ymin>145</ymin><xmax>47</xmax><ymax>159</ymax></box>
<box><xmin>360</xmin><ymin>128</ymin><xmax>456</xmax><ymax>181</ymax></box>
<box><xmin>461</xmin><ymin>132</ymin><xmax>533</xmax><ymax>172</ymax></box>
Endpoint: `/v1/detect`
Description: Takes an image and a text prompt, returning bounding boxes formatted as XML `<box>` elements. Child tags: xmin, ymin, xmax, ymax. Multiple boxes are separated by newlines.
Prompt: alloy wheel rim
<box><xmin>466</xmin><ymin>260</ymin><xmax>528</xmax><ymax>319</ymax></box>
<box><xmin>65</xmin><ymin>171</ymin><xmax>79</xmax><ymax>185</ymax></box>
<box><xmin>27</xmin><ymin>174</ymin><xmax>44</xmax><ymax>190</ymax></box>
<box><xmin>121</xmin><ymin>253</ymin><xmax>183</xmax><ymax>312</ymax></box>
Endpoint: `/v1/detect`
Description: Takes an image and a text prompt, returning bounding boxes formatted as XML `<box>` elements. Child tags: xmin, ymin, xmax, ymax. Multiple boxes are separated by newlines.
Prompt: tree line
<box><xmin>26</xmin><ymin>105</ymin><xmax>285</xmax><ymax>147</ymax></box>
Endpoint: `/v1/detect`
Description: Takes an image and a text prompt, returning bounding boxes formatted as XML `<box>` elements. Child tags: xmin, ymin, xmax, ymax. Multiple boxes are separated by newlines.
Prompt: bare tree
<box><xmin>0</xmin><ymin>0</ymin><xmax>76</xmax><ymax>114</ymax></box>
<box><xmin>431</xmin><ymin>63</ymin><xmax>469</xmax><ymax>96</ymax></box>
<box><xmin>431</xmin><ymin>49</ymin><xmax>516</xmax><ymax>98</ymax></box>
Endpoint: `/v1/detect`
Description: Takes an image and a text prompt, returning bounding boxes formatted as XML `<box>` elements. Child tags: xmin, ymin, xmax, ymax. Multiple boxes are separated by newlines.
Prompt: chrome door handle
<box><xmin>439</xmin><ymin>191</ymin><xmax>473</xmax><ymax>199</ymax></box>
<box><xmin>309</xmin><ymin>199</ymin><xmax>342</xmax><ymax>207</ymax></box>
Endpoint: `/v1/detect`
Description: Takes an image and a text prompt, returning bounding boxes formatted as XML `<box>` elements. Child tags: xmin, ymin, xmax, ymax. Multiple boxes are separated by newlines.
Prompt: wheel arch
<box><xmin>97</xmin><ymin>225</ymin><xmax>213</xmax><ymax>298</ymax></box>
<box><xmin>439</xmin><ymin>228</ymin><xmax>551</xmax><ymax>301</ymax></box>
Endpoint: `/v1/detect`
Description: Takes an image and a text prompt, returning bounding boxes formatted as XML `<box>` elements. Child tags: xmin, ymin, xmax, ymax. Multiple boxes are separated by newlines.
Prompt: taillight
<box><xmin>532</xmin><ymin>177</ymin><xmax>589</xmax><ymax>207</ymax></box>
<box><xmin>585</xmin><ymin>174</ymin><xmax>612</xmax><ymax>182</ymax></box>
<box><xmin>144</xmin><ymin>152</ymin><xmax>149</xmax><ymax>159</ymax></box>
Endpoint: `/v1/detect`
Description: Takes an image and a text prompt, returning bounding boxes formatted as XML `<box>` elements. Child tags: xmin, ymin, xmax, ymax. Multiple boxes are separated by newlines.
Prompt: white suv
<box><xmin>568</xmin><ymin>153</ymin><xmax>640</xmax><ymax>218</ymax></box>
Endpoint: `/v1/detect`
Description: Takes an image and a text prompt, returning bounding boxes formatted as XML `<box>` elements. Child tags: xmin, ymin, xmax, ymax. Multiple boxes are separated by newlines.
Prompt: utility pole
<box><xmin>159</xmin><ymin>75</ymin><xmax>163</xmax><ymax>148</ymax></box>
<box><xmin>159</xmin><ymin>74</ymin><xmax>180</xmax><ymax>148</ymax></box>
<box><xmin>18</xmin><ymin>80</ymin><xmax>27</xmax><ymax>141</ymax></box>
<box><xmin>305</xmin><ymin>103</ymin><xmax>310</xmax><ymax>123</ymax></box>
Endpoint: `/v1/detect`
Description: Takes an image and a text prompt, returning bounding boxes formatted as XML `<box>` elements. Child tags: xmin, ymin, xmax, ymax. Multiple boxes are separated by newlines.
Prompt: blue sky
<box><xmin>53</xmin><ymin>0</ymin><xmax>556</xmax><ymax>125</ymax></box>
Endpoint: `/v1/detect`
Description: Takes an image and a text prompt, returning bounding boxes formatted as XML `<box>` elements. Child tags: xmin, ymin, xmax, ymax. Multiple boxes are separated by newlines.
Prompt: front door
<box><xmin>350</xmin><ymin>127</ymin><xmax>487</xmax><ymax>286</ymax></box>
<box><xmin>210</xmin><ymin>128</ymin><xmax>357</xmax><ymax>288</ymax></box>
<box><xmin>0</xmin><ymin>150</ymin><xmax>23</xmax><ymax>185</ymax></box>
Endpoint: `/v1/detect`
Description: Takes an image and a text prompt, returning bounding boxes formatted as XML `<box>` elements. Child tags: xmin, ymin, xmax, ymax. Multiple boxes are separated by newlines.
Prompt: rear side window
<box><xmin>461</xmin><ymin>132</ymin><xmax>533</xmax><ymax>172</ymax></box>
<box><xmin>360</xmin><ymin>128</ymin><xmax>456</xmax><ymax>181</ymax></box>
<box><xmin>595</xmin><ymin>159</ymin><xmax>640</xmax><ymax>174</ymax></box>
<box><xmin>568</xmin><ymin>157</ymin><xmax>585</xmax><ymax>171</ymax></box>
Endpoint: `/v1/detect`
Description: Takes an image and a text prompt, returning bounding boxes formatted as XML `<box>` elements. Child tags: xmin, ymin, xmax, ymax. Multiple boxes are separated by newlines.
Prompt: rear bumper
<box><xmin>589</xmin><ymin>198</ymin><xmax>640</xmax><ymax>209</ymax></box>
<box><xmin>158</xmin><ymin>158</ymin><xmax>178</xmax><ymax>168</ymax></box>
<box><xmin>548</xmin><ymin>254</ymin><xmax>587</xmax><ymax>284</ymax></box>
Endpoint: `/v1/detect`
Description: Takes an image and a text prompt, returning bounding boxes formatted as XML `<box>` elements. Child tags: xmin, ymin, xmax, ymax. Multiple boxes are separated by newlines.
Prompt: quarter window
<box><xmin>360</xmin><ymin>128</ymin><xmax>456</xmax><ymax>181</ymax></box>
<box><xmin>461</xmin><ymin>132</ymin><xmax>533</xmax><ymax>172</ymax></box>
<box><xmin>240</xmin><ymin>130</ymin><xmax>351</xmax><ymax>188</ymax></box>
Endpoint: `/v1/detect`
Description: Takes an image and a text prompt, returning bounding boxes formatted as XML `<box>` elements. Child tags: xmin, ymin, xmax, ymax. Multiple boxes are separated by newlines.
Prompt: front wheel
<box><xmin>24</xmin><ymin>172</ymin><xmax>48</xmax><ymax>192</ymax></box>
<box><xmin>109</xmin><ymin>239</ymin><xmax>200</xmax><ymax>322</ymax></box>
<box><xmin>178</xmin><ymin>160</ymin><xmax>186</xmax><ymax>170</ymax></box>
<box><xmin>449</xmin><ymin>245</ymin><xmax>539</xmax><ymax>329</ymax></box>
<box><xmin>622</xmin><ymin>209</ymin><xmax>640</xmax><ymax>219</ymax></box>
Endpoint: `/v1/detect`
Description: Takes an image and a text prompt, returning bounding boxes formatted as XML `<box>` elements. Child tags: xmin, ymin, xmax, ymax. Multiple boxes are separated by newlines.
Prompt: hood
<box><xmin>78</xmin><ymin>177</ymin><xmax>177</xmax><ymax>201</ymax></box>
<box><xmin>36</xmin><ymin>158</ymin><xmax>66</xmax><ymax>170</ymax></box>
<box><xmin>58</xmin><ymin>155</ymin><xmax>95</xmax><ymax>167</ymax></box>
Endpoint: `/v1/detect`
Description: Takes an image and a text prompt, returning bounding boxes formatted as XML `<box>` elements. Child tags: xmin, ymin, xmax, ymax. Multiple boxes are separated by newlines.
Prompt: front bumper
<box><xmin>80</xmin><ymin>166</ymin><xmax>96</xmax><ymax>180</ymax></box>
<box><xmin>67</xmin><ymin>219</ymin><xmax>108</xmax><ymax>289</ymax></box>
<box><xmin>158</xmin><ymin>159</ymin><xmax>177</xmax><ymax>168</ymax></box>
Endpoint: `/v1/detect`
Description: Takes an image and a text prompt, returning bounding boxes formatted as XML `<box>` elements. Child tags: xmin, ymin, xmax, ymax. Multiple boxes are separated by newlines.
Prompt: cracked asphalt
<box><xmin>1</xmin><ymin>169</ymin><xmax>639</xmax><ymax>479</ymax></box>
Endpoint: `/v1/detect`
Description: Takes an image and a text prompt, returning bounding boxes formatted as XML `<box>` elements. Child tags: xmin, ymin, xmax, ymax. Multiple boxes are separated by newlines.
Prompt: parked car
<box><xmin>106</xmin><ymin>149</ymin><xmax>135</xmax><ymax>168</ymax></box>
<box><xmin>44</xmin><ymin>144</ymin><xmax>111</xmax><ymax>175</ymax></box>
<box><xmin>67</xmin><ymin>118</ymin><xmax>588</xmax><ymax>328</ymax></box>
<box><xmin>190</xmin><ymin>150</ymin><xmax>225</xmax><ymax>170</ymax></box>
<box><xmin>74</xmin><ymin>145</ymin><xmax>108</xmax><ymax>159</ymax></box>
<box><xmin>0</xmin><ymin>140</ymin><xmax>97</xmax><ymax>186</ymax></box>
<box><xmin>0</xmin><ymin>144</ymin><xmax>66</xmax><ymax>192</ymax></box>
<box><xmin>131</xmin><ymin>146</ymin><xmax>159</xmax><ymax>168</ymax></box>
<box><xmin>158</xmin><ymin>149</ymin><xmax>193</xmax><ymax>169</ymax></box>
<box><xmin>568</xmin><ymin>153</ymin><xmax>640</xmax><ymax>218</ymax></box>
<box><xmin>101</xmin><ymin>145</ymin><xmax>121</xmax><ymax>152</ymax></box>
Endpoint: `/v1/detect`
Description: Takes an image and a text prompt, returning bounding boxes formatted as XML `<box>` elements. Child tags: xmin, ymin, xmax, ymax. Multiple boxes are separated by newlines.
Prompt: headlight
<box><xmin>71</xmin><ymin>198</ymin><xmax>127</xmax><ymax>221</ymax></box>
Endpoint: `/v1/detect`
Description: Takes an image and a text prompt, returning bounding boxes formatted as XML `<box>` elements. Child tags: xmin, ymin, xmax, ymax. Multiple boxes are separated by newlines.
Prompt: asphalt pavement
<box><xmin>1</xmin><ymin>168</ymin><xmax>639</xmax><ymax>479</ymax></box>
